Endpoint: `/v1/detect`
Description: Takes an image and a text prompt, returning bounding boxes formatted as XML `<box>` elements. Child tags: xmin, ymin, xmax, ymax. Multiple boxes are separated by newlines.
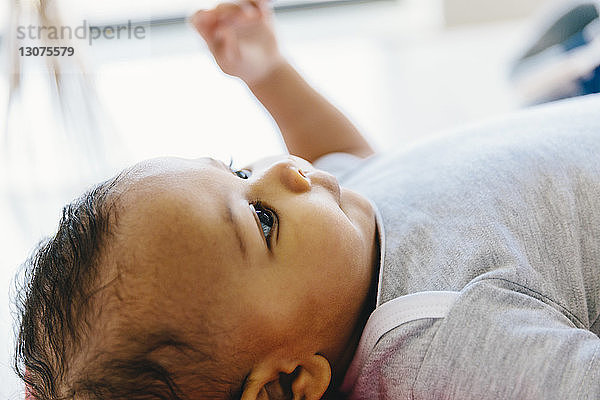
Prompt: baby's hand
<box><xmin>191</xmin><ymin>0</ymin><xmax>284</xmax><ymax>86</ymax></box>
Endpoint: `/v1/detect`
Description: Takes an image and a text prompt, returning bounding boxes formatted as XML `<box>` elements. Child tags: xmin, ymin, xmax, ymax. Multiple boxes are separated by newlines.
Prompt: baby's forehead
<box><xmin>115</xmin><ymin>157</ymin><xmax>229</xmax><ymax>209</ymax></box>
<box><xmin>118</xmin><ymin>167</ymin><xmax>218</xmax><ymax>227</ymax></box>
<box><xmin>112</xmin><ymin>156</ymin><xmax>244</xmax><ymax>263</ymax></box>
<box><xmin>120</xmin><ymin>156</ymin><xmax>223</xmax><ymax>186</ymax></box>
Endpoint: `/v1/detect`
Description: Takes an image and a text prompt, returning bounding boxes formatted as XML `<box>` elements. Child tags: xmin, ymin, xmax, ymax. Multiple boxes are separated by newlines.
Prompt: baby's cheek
<box><xmin>242</xmin><ymin>293</ymin><xmax>315</xmax><ymax>348</ymax></box>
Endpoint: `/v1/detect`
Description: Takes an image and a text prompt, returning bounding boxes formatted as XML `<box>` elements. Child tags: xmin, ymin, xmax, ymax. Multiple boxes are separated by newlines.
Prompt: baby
<box><xmin>14</xmin><ymin>1</ymin><xmax>600</xmax><ymax>399</ymax></box>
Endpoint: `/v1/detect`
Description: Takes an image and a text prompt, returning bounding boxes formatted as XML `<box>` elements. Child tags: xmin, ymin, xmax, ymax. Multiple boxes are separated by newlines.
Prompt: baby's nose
<box><xmin>278</xmin><ymin>161</ymin><xmax>311</xmax><ymax>193</ymax></box>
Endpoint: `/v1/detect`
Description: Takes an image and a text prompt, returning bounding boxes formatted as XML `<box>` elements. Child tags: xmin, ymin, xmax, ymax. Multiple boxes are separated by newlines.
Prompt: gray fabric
<box><xmin>329</xmin><ymin>94</ymin><xmax>600</xmax><ymax>398</ymax></box>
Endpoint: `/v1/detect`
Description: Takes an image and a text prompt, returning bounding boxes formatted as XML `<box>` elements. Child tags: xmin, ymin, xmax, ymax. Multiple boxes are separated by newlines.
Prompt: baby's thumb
<box><xmin>190</xmin><ymin>10</ymin><xmax>216</xmax><ymax>43</ymax></box>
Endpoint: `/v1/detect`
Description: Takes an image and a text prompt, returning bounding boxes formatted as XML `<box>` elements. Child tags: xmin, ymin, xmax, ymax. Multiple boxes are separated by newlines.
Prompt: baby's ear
<box><xmin>288</xmin><ymin>354</ymin><xmax>331</xmax><ymax>399</ymax></box>
<box><xmin>241</xmin><ymin>354</ymin><xmax>331</xmax><ymax>400</ymax></box>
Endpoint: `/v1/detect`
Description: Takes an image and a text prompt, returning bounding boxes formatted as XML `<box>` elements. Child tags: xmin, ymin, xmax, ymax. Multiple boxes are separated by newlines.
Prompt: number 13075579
<box><xmin>19</xmin><ymin>46</ymin><xmax>75</xmax><ymax>56</ymax></box>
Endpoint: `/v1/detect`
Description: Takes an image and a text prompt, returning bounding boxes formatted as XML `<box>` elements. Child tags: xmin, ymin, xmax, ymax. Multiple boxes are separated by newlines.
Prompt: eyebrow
<box><xmin>224</xmin><ymin>202</ymin><xmax>247</xmax><ymax>258</ymax></box>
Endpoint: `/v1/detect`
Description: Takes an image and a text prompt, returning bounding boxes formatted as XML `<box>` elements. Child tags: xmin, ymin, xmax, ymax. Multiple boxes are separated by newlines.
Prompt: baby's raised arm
<box><xmin>191</xmin><ymin>0</ymin><xmax>374</xmax><ymax>162</ymax></box>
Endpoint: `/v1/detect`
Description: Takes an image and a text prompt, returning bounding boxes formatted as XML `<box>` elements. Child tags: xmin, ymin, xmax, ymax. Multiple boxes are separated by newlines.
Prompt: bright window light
<box><xmin>61</xmin><ymin>0</ymin><xmax>359</xmax><ymax>25</ymax></box>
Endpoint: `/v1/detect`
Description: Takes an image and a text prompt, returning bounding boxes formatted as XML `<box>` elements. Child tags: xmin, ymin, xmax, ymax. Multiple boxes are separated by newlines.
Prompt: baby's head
<box><xmin>15</xmin><ymin>155</ymin><xmax>377</xmax><ymax>399</ymax></box>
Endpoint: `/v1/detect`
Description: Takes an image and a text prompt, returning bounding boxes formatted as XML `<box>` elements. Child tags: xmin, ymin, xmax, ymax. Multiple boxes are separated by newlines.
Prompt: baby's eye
<box><xmin>253</xmin><ymin>203</ymin><xmax>277</xmax><ymax>246</ymax></box>
<box><xmin>227</xmin><ymin>158</ymin><xmax>252</xmax><ymax>179</ymax></box>
<box><xmin>234</xmin><ymin>169</ymin><xmax>252</xmax><ymax>179</ymax></box>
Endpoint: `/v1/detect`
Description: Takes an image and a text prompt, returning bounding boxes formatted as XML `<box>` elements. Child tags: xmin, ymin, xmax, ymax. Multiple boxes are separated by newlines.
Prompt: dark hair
<box><xmin>13</xmin><ymin>172</ymin><xmax>245</xmax><ymax>400</ymax></box>
<box><xmin>12</xmin><ymin>175</ymin><xmax>193</xmax><ymax>399</ymax></box>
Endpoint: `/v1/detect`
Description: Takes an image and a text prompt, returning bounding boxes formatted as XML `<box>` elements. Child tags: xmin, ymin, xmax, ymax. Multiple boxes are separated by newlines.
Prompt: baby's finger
<box><xmin>249</xmin><ymin>0</ymin><xmax>273</xmax><ymax>17</ymax></box>
<box><xmin>214</xmin><ymin>2</ymin><xmax>245</xmax><ymax>21</ymax></box>
<box><xmin>190</xmin><ymin>10</ymin><xmax>217</xmax><ymax>43</ymax></box>
<box><xmin>215</xmin><ymin>2</ymin><xmax>260</xmax><ymax>27</ymax></box>
<box><xmin>239</xmin><ymin>1</ymin><xmax>260</xmax><ymax>20</ymax></box>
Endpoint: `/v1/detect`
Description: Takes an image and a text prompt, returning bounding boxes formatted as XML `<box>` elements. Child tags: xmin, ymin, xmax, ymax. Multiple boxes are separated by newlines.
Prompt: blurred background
<box><xmin>0</xmin><ymin>0</ymin><xmax>597</xmax><ymax>397</ymax></box>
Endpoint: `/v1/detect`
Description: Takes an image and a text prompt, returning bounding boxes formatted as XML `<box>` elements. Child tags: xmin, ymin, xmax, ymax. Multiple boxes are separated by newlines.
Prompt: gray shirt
<box><xmin>315</xmin><ymin>94</ymin><xmax>600</xmax><ymax>399</ymax></box>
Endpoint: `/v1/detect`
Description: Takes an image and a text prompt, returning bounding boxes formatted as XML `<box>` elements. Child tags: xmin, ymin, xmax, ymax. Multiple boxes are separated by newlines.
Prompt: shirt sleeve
<box><xmin>414</xmin><ymin>278</ymin><xmax>600</xmax><ymax>400</ymax></box>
